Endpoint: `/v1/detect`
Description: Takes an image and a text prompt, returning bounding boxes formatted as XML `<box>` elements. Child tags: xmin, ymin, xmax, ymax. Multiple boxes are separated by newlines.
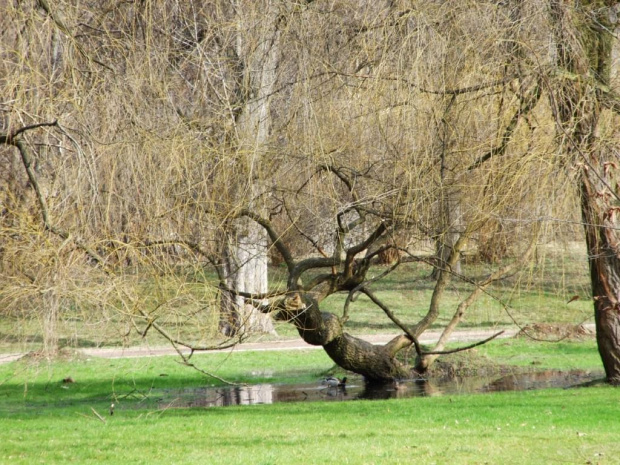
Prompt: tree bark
<box><xmin>549</xmin><ymin>0</ymin><xmax>620</xmax><ymax>383</ymax></box>
<box><xmin>275</xmin><ymin>290</ymin><xmax>410</xmax><ymax>381</ymax></box>
<box><xmin>581</xmin><ymin>177</ymin><xmax>620</xmax><ymax>384</ymax></box>
<box><xmin>219</xmin><ymin>0</ymin><xmax>282</xmax><ymax>336</ymax></box>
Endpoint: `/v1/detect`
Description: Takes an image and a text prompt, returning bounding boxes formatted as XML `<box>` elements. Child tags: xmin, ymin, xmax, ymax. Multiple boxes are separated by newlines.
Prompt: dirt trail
<box><xmin>2</xmin><ymin>324</ymin><xmax>598</xmax><ymax>365</ymax></box>
<box><xmin>0</xmin><ymin>326</ymin><xmax>525</xmax><ymax>365</ymax></box>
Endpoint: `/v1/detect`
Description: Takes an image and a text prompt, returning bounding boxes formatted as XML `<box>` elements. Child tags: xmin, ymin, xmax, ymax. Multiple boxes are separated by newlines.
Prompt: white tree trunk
<box><xmin>222</xmin><ymin>0</ymin><xmax>281</xmax><ymax>335</ymax></box>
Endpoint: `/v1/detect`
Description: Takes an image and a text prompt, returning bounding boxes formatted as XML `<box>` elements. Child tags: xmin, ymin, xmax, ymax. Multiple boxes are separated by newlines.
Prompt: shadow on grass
<box><xmin>0</xmin><ymin>332</ymin><xmax>104</xmax><ymax>348</ymax></box>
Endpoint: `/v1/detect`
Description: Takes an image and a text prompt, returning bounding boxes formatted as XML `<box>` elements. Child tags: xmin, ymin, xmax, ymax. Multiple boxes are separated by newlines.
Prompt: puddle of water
<box><xmin>152</xmin><ymin>369</ymin><xmax>604</xmax><ymax>410</ymax></box>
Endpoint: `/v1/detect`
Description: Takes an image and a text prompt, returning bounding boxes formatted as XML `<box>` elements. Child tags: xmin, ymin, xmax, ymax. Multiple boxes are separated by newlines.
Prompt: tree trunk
<box><xmin>221</xmin><ymin>222</ymin><xmax>274</xmax><ymax>336</ymax></box>
<box><xmin>275</xmin><ymin>290</ymin><xmax>410</xmax><ymax>381</ymax></box>
<box><xmin>581</xmin><ymin>178</ymin><xmax>620</xmax><ymax>384</ymax></box>
<box><xmin>219</xmin><ymin>0</ymin><xmax>282</xmax><ymax>336</ymax></box>
<box><xmin>431</xmin><ymin>97</ymin><xmax>462</xmax><ymax>279</ymax></box>
<box><xmin>549</xmin><ymin>0</ymin><xmax>620</xmax><ymax>383</ymax></box>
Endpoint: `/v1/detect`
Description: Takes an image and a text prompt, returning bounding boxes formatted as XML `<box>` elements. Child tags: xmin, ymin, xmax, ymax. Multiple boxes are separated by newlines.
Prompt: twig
<box><xmin>90</xmin><ymin>407</ymin><xmax>106</xmax><ymax>423</ymax></box>
<box><xmin>420</xmin><ymin>331</ymin><xmax>505</xmax><ymax>355</ymax></box>
<box><xmin>1</xmin><ymin>122</ymin><xmax>112</xmax><ymax>273</ymax></box>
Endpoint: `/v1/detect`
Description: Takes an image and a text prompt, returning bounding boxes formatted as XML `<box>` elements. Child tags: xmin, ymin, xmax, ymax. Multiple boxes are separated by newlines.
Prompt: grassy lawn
<box><xmin>2</xmin><ymin>387</ymin><xmax>619</xmax><ymax>465</ymax></box>
<box><xmin>1</xmin><ymin>338</ymin><xmax>617</xmax><ymax>464</ymax></box>
<box><xmin>1</xmin><ymin>243</ymin><xmax>613</xmax><ymax>464</ymax></box>
<box><xmin>0</xmin><ymin>245</ymin><xmax>595</xmax><ymax>353</ymax></box>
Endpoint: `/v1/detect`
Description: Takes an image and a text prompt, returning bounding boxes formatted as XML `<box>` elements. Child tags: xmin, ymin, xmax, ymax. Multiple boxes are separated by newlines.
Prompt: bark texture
<box><xmin>220</xmin><ymin>0</ymin><xmax>282</xmax><ymax>336</ymax></box>
<box><xmin>274</xmin><ymin>287</ymin><xmax>410</xmax><ymax>381</ymax></box>
<box><xmin>550</xmin><ymin>0</ymin><xmax>620</xmax><ymax>383</ymax></box>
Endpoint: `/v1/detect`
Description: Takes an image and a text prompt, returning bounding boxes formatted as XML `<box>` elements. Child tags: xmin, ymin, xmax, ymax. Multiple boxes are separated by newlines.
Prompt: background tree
<box><xmin>0</xmin><ymin>0</ymin><xmax>603</xmax><ymax>381</ymax></box>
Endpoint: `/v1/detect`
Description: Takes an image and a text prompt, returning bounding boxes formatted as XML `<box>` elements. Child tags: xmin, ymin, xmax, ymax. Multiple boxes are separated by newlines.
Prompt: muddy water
<box><xmin>154</xmin><ymin>369</ymin><xmax>604</xmax><ymax>409</ymax></box>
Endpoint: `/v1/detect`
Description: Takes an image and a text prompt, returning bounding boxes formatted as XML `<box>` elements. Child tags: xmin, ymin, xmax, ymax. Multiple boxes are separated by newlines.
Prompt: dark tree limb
<box><xmin>329</xmin><ymin>71</ymin><xmax>517</xmax><ymax>96</ymax></box>
<box><xmin>467</xmin><ymin>83</ymin><xmax>542</xmax><ymax>172</ymax></box>
<box><xmin>235</xmin><ymin>209</ymin><xmax>295</xmax><ymax>273</ymax></box>
<box><xmin>2</xmin><ymin>122</ymin><xmax>111</xmax><ymax>273</ymax></box>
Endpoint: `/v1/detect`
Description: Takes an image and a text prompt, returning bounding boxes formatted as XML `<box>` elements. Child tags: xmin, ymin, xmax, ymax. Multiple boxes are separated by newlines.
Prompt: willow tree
<box><xmin>196</xmin><ymin>1</ymin><xmax>562</xmax><ymax>380</ymax></box>
<box><xmin>0</xmin><ymin>0</ymin><xmax>582</xmax><ymax>380</ymax></box>
<box><xmin>547</xmin><ymin>0</ymin><xmax>620</xmax><ymax>383</ymax></box>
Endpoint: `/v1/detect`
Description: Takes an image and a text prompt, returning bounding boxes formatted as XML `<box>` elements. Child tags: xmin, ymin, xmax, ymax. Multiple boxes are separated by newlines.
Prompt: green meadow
<box><xmin>2</xmin><ymin>337</ymin><xmax>618</xmax><ymax>465</ymax></box>
<box><xmin>0</xmin><ymin>247</ymin><xmax>611</xmax><ymax>464</ymax></box>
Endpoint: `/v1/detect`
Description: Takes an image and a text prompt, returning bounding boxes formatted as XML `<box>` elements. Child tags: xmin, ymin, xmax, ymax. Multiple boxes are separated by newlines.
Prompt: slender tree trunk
<box><xmin>431</xmin><ymin>97</ymin><xmax>462</xmax><ymax>279</ymax></box>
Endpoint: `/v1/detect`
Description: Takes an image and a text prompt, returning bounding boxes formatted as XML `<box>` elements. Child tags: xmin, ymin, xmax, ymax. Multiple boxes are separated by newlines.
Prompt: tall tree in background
<box><xmin>217</xmin><ymin>0</ymin><xmax>284</xmax><ymax>336</ymax></box>
<box><xmin>1</xmin><ymin>0</ymin><xmax>610</xmax><ymax>381</ymax></box>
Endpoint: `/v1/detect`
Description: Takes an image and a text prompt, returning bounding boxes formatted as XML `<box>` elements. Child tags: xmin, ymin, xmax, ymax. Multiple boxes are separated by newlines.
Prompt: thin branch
<box><xmin>360</xmin><ymin>287</ymin><xmax>422</xmax><ymax>356</ymax></box>
<box><xmin>420</xmin><ymin>331</ymin><xmax>505</xmax><ymax>355</ymax></box>
<box><xmin>1</xmin><ymin>122</ymin><xmax>111</xmax><ymax>272</ymax></box>
<box><xmin>37</xmin><ymin>0</ymin><xmax>113</xmax><ymax>71</ymax></box>
<box><xmin>329</xmin><ymin>71</ymin><xmax>517</xmax><ymax>96</ymax></box>
<box><xmin>283</xmin><ymin>202</ymin><xmax>331</xmax><ymax>259</ymax></box>
<box><xmin>135</xmin><ymin>306</ymin><xmax>243</xmax><ymax>352</ymax></box>
<box><xmin>422</xmin><ymin>226</ymin><xmax>540</xmax><ymax>365</ymax></box>
<box><xmin>544</xmin><ymin>74</ymin><xmax>620</xmax><ymax>204</ymax></box>
<box><xmin>345</xmin><ymin>222</ymin><xmax>387</xmax><ymax>265</ymax></box>
<box><xmin>467</xmin><ymin>84</ymin><xmax>542</xmax><ymax>172</ymax></box>
<box><xmin>235</xmin><ymin>209</ymin><xmax>295</xmax><ymax>273</ymax></box>
<box><xmin>411</xmin><ymin>234</ymin><xmax>469</xmax><ymax>336</ymax></box>
<box><xmin>361</xmin><ymin>287</ymin><xmax>505</xmax><ymax>357</ymax></box>
<box><xmin>342</xmin><ymin>257</ymin><xmax>401</xmax><ymax>322</ymax></box>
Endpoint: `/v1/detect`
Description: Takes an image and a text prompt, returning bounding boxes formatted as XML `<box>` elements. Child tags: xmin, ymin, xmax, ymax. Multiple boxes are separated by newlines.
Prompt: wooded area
<box><xmin>2</xmin><ymin>0</ymin><xmax>620</xmax><ymax>382</ymax></box>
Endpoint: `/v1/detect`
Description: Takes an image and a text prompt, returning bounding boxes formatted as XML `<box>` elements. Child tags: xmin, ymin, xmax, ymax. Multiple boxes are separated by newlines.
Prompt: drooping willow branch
<box><xmin>132</xmin><ymin>307</ymin><xmax>241</xmax><ymax>386</ymax></box>
<box><xmin>37</xmin><ymin>0</ymin><xmax>113</xmax><ymax>71</ymax></box>
<box><xmin>4</xmin><ymin>124</ymin><xmax>247</xmax><ymax>381</ymax></box>
<box><xmin>1</xmin><ymin>121</ymin><xmax>111</xmax><ymax>273</ymax></box>
<box><xmin>467</xmin><ymin>83</ymin><xmax>542</xmax><ymax>172</ymax></box>
<box><xmin>134</xmin><ymin>306</ymin><xmax>243</xmax><ymax>353</ymax></box>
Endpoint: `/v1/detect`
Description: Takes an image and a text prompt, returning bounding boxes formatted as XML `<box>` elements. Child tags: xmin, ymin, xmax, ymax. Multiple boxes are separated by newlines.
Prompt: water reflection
<box><xmin>155</xmin><ymin>369</ymin><xmax>604</xmax><ymax>410</ymax></box>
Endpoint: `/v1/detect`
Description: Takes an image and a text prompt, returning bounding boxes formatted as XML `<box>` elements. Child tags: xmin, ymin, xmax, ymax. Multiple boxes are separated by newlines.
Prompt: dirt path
<box><xmin>0</xmin><ymin>326</ymin><xmax>526</xmax><ymax>365</ymax></box>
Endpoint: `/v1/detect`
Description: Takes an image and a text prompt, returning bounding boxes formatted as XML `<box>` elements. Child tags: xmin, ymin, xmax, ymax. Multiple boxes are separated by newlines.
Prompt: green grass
<box><xmin>0</xmin><ymin>249</ymin><xmax>596</xmax><ymax>353</ymax></box>
<box><xmin>2</xmin><ymin>384</ymin><xmax>619</xmax><ymax>464</ymax></box>
<box><xmin>0</xmin><ymin>338</ymin><xmax>602</xmax><ymax>407</ymax></box>
<box><xmin>0</xmin><ymin>245</ymin><xmax>610</xmax><ymax>464</ymax></box>
<box><xmin>1</xmin><ymin>338</ymin><xmax>615</xmax><ymax>464</ymax></box>
<box><xmin>478</xmin><ymin>338</ymin><xmax>603</xmax><ymax>371</ymax></box>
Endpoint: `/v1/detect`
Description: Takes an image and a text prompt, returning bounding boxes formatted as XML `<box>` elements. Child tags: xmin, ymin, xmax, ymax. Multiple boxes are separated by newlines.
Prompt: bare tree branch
<box><xmin>467</xmin><ymin>83</ymin><xmax>542</xmax><ymax>172</ymax></box>
<box><xmin>1</xmin><ymin>122</ymin><xmax>111</xmax><ymax>273</ymax></box>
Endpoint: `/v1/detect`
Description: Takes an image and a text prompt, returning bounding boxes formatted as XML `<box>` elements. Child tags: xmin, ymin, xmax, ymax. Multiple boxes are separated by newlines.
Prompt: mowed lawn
<box><xmin>1</xmin><ymin>340</ymin><xmax>619</xmax><ymax>465</ymax></box>
<box><xmin>2</xmin><ymin>388</ymin><xmax>620</xmax><ymax>465</ymax></box>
